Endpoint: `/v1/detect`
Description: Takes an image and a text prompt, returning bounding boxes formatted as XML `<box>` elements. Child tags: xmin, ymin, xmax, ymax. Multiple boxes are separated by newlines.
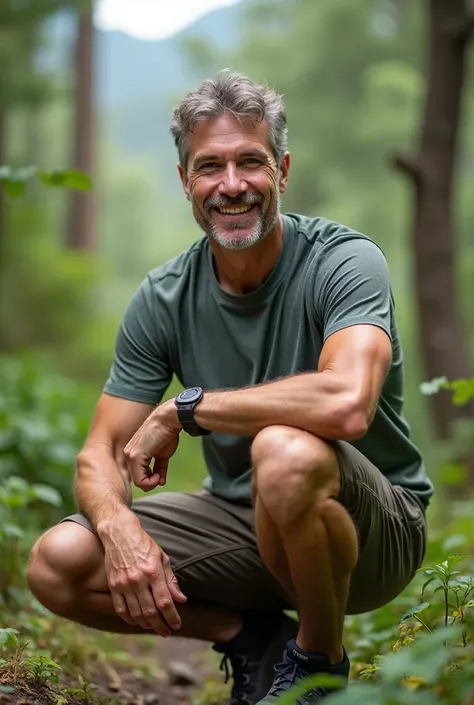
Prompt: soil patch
<box><xmin>0</xmin><ymin>637</ymin><xmax>228</xmax><ymax>705</ymax></box>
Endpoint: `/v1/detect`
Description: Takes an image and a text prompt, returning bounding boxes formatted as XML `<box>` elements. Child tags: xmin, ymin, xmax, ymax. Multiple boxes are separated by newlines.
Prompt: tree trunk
<box><xmin>66</xmin><ymin>2</ymin><xmax>95</xmax><ymax>250</ymax></box>
<box><xmin>395</xmin><ymin>1</ymin><xmax>474</xmax><ymax>458</ymax></box>
<box><xmin>0</xmin><ymin>104</ymin><xmax>5</xmax><ymax>266</ymax></box>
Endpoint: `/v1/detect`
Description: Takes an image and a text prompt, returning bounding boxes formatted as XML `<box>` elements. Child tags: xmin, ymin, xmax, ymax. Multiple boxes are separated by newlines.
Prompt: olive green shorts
<box><xmin>62</xmin><ymin>441</ymin><xmax>427</xmax><ymax>615</ymax></box>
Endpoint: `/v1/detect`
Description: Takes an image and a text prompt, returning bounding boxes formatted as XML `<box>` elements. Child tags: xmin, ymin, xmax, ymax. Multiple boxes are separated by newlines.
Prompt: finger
<box><xmin>156</xmin><ymin>458</ymin><xmax>168</xmax><ymax>487</ymax></box>
<box><xmin>130</xmin><ymin>455</ymin><xmax>162</xmax><ymax>492</ymax></box>
<box><xmin>111</xmin><ymin>592</ymin><xmax>137</xmax><ymax>626</ymax></box>
<box><xmin>160</xmin><ymin>552</ymin><xmax>187</xmax><ymax>603</ymax></box>
<box><xmin>150</xmin><ymin>575</ymin><xmax>182</xmax><ymax>630</ymax></box>
<box><xmin>124</xmin><ymin>593</ymin><xmax>155</xmax><ymax>631</ymax></box>
<box><xmin>137</xmin><ymin>587</ymin><xmax>172</xmax><ymax>637</ymax></box>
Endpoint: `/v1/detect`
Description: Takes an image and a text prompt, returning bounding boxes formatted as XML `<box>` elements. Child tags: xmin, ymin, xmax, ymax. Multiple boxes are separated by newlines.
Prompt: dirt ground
<box><xmin>0</xmin><ymin>636</ymin><xmax>228</xmax><ymax>705</ymax></box>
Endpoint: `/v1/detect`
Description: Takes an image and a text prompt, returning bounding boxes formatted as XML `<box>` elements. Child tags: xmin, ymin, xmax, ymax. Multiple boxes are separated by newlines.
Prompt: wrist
<box><xmin>156</xmin><ymin>398</ymin><xmax>182</xmax><ymax>433</ymax></box>
<box><xmin>96</xmin><ymin>506</ymin><xmax>140</xmax><ymax>544</ymax></box>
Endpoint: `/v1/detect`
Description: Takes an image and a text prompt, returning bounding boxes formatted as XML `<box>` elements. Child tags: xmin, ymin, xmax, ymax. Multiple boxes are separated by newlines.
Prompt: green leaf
<box><xmin>2</xmin><ymin>179</ymin><xmax>26</xmax><ymax>198</ymax></box>
<box><xmin>38</xmin><ymin>169</ymin><xmax>92</xmax><ymax>191</ymax></box>
<box><xmin>421</xmin><ymin>576</ymin><xmax>441</xmax><ymax>596</ymax></box>
<box><xmin>276</xmin><ymin>673</ymin><xmax>347</xmax><ymax>705</ymax></box>
<box><xmin>399</xmin><ymin>602</ymin><xmax>431</xmax><ymax>624</ymax></box>
<box><xmin>0</xmin><ymin>628</ymin><xmax>19</xmax><ymax>648</ymax></box>
<box><xmin>2</xmin><ymin>522</ymin><xmax>24</xmax><ymax>539</ymax></box>
<box><xmin>420</xmin><ymin>377</ymin><xmax>448</xmax><ymax>395</ymax></box>
<box><xmin>325</xmin><ymin>683</ymin><xmax>379</xmax><ymax>704</ymax></box>
<box><xmin>30</xmin><ymin>484</ymin><xmax>62</xmax><ymax>507</ymax></box>
<box><xmin>449</xmin><ymin>379</ymin><xmax>474</xmax><ymax>405</ymax></box>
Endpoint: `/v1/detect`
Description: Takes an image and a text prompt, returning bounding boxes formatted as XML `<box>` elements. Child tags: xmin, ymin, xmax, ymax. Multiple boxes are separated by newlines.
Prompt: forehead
<box><xmin>188</xmin><ymin>115</ymin><xmax>272</xmax><ymax>163</ymax></box>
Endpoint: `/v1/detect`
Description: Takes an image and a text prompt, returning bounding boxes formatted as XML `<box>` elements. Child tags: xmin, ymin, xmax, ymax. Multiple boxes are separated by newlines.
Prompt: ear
<box><xmin>178</xmin><ymin>163</ymin><xmax>191</xmax><ymax>201</ymax></box>
<box><xmin>278</xmin><ymin>152</ymin><xmax>290</xmax><ymax>194</ymax></box>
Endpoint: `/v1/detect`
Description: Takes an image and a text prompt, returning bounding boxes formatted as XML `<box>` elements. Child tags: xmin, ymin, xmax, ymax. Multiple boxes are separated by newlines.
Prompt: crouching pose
<box><xmin>28</xmin><ymin>71</ymin><xmax>432</xmax><ymax>704</ymax></box>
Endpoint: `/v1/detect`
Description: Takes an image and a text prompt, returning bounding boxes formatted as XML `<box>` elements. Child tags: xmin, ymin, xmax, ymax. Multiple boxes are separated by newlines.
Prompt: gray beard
<box><xmin>192</xmin><ymin>190</ymin><xmax>280</xmax><ymax>251</ymax></box>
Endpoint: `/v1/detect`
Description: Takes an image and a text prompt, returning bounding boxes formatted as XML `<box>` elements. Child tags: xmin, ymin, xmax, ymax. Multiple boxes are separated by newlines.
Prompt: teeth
<box><xmin>218</xmin><ymin>205</ymin><xmax>252</xmax><ymax>215</ymax></box>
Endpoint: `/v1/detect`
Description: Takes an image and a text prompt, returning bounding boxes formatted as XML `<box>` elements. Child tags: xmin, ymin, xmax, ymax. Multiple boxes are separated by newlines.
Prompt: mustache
<box><xmin>204</xmin><ymin>194</ymin><xmax>263</xmax><ymax>211</ymax></box>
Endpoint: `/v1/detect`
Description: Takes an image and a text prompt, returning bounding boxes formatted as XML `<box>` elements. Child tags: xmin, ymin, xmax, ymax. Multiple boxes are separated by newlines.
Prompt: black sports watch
<box><xmin>174</xmin><ymin>387</ymin><xmax>211</xmax><ymax>437</ymax></box>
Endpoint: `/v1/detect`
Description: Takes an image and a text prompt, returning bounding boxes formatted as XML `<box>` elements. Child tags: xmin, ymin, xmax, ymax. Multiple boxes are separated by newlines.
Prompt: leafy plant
<box><xmin>0</xmin><ymin>353</ymin><xmax>90</xmax><ymax>514</ymax></box>
<box><xmin>0</xmin><ymin>474</ymin><xmax>62</xmax><ymax>599</ymax></box>
<box><xmin>23</xmin><ymin>655</ymin><xmax>62</xmax><ymax>686</ymax></box>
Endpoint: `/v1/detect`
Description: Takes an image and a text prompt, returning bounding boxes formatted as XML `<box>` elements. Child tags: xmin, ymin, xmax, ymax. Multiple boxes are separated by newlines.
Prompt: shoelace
<box><xmin>219</xmin><ymin>654</ymin><xmax>254</xmax><ymax>704</ymax></box>
<box><xmin>268</xmin><ymin>661</ymin><xmax>327</xmax><ymax>704</ymax></box>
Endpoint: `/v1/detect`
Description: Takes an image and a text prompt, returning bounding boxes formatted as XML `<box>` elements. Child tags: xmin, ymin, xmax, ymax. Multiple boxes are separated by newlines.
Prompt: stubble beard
<box><xmin>191</xmin><ymin>190</ymin><xmax>281</xmax><ymax>251</ymax></box>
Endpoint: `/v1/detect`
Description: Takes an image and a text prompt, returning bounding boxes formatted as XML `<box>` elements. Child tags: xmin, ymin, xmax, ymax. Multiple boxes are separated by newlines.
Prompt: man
<box><xmin>27</xmin><ymin>71</ymin><xmax>433</xmax><ymax>703</ymax></box>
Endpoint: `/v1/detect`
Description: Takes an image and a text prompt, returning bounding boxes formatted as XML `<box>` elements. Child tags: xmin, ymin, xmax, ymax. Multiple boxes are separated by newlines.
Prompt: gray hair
<box><xmin>170</xmin><ymin>70</ymin><xmax>288</xmax><ymax>171</ymax></box>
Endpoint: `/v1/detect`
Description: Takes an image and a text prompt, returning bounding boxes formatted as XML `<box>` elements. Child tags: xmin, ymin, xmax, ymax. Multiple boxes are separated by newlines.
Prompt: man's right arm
<box><xmin>75</xmin><ymin>392</ymin><xmax>153</xmax><ymax>532</ymax></box>
<box><xmin>74</xmin><ymin>392</ymin><xmax>187</xmax><ymax>634</ymax></box>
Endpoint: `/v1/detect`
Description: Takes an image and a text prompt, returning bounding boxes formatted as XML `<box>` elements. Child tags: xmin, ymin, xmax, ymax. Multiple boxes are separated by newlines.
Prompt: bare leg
<box><xmin>27</xmin><ymin>522</ymin><xmax>242</xmax><ymax>643</ymax></box>
<box><xmin>253</xmin><ymin>497</ymin><xmax>297</xmax><ymax>607</ymax></box>
<box><xmin>252</xmin><ymin>426</ymin><xmax>358</xmax><ymax>665</ymax></box>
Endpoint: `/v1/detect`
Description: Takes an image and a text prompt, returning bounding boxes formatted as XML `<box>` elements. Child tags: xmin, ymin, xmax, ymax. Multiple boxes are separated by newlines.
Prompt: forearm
<box><xmin>75</xmin><ymin>443</ymin><xmax>138</xmax><ymax>535</ymax></box>
<box><xmin>164</xmin><ymin>372</ymin><xmax>368</xmax><ymax>440</ymax></box>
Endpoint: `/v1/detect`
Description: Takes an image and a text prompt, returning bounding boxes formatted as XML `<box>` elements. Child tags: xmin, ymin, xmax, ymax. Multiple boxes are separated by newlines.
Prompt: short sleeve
<box><xmin>103</xmin><ymin>276</ymin><xmax>173</xmax><ymax>404</ymax></box>
<box><xmin>315</xmin><ymin>236</ymin><xmax>393</xmax><ymax>343</ymax></box>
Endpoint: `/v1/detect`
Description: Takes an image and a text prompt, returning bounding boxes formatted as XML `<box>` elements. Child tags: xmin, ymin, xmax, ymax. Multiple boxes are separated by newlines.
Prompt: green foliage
<box><xmin>0</xmin><ymin>628</ymin><xmax>19</xmax><ymax>650</ymax></box>
<box><xmin>421</xmin><ymin>377</ymin><xmax>474</xmax><ymax>406</ymax></box>
<box><xmin>0</xmin><ymin>474</ymin><xmax>63</xmax><ymax>600</ymax></box>
<box><xmin>0</xmin><ymin>354</ymin><xmax>90</xmax><ymax>515</ymax></box>
<box><xmin>23</xmin><ymin>655</ymin><xmax>62</xmax><ymax>686</ymax></box>
<box><xmin>280</xmin><ymin>555</ymin><xmax>474</xmax><ymax>704</ymax></box>
<box><xmin>0</xmin><ymin>165</ymin><xmax>92</xmax><ymax>198</ymax></box>
<box><xmin>63</xmin><ymin>674</ymin><xmax>101</xmax><ymax>704</ymax></box>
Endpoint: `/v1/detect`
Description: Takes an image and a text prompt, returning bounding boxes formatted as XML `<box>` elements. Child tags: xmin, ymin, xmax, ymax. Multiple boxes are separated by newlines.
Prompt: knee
<box><xmin>251</xmin><ymin>425</ymin><xmax>340</xmax><ymax>524</ymax></box>
<box><xmin>27</xmin><ymin>522</ymin><xmax>103</xmax><ymax>616</ymax></box>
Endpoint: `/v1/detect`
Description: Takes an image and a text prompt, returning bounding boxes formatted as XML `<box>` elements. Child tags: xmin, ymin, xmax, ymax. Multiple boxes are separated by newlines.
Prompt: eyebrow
<box><xmin>192</xmin><ymin>148</ymin><xmax>270</xmax><ymax>168</ymax></box>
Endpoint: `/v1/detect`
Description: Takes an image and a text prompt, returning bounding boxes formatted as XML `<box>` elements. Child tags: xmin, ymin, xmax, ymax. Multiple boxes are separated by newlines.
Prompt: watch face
<box><xmin>178</xmin><ymin>387</ymin><xmax>202</xmax><ymax>404</ymax></box>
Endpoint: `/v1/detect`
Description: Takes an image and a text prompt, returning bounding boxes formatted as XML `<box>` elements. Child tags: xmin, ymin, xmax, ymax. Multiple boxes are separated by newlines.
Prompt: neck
<box><xmin>210</xmin><ymin>216</ymin><xmax>284</xmax><ymax>295</ymax></box>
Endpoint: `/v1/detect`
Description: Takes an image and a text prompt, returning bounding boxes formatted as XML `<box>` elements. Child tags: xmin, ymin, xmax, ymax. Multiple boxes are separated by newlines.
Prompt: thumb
<box><xmin>155</xmin><ymin>457</ymin><xmax>169</xmax><ymax>487</ymax></box>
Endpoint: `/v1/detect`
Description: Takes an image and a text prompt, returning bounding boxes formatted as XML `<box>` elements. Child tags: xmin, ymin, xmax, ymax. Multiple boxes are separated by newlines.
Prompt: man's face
<box><xmin>179</xmin><ymin>115</ymin><xmax>289</xmax><ymax>251</ymax></box>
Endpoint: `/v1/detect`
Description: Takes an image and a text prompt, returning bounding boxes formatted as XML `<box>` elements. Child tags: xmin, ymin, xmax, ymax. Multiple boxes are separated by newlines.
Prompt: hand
<box><xmin>124</xmin><ymin>402</ymin><xmax>181</xmax><ymax>491</ymax></box>
<box><xmin>100</xmin><ymin>515</ymin><xmax>187</xmax><ymax>635</ymax></box>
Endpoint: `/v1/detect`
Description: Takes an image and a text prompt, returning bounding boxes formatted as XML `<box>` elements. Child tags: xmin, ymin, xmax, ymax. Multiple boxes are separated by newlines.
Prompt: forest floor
<box><xmin>0</xmin><ymin>634</ymin><xmax>229</xmax><ymax>705</ymax></box>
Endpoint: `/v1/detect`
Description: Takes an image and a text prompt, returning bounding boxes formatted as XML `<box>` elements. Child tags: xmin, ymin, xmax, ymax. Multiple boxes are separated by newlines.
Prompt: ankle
<box><xmin>296</xmin><ymin>639</ymin><xmax>344</xmax><ymax>666</ymax></box>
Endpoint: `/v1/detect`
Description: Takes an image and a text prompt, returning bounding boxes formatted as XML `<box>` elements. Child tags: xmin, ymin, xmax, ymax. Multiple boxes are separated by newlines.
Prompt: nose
<box><xmin>219</xmin><ymin>162</ymin><xmax>247</xmax><ymax>198</ymax></box>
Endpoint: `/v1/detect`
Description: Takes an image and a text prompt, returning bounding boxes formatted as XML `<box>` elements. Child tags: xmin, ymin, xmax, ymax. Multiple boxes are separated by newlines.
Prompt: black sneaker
<box><xmin>256</xmin><ymin>639</ymin><xmax>350</xmax><ymax>704</ymax></box>
<box><xmin>213</xmin><ymin>612</ymin><xmax>298</xmax><ymax>705</ymax></box>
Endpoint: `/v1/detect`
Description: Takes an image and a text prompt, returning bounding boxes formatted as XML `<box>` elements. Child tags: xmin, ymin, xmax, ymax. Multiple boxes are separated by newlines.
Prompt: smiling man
<box><xmin>27</xmin><ymin>71</ymin><xmax>433</xmax><ymax>704</ymax></box>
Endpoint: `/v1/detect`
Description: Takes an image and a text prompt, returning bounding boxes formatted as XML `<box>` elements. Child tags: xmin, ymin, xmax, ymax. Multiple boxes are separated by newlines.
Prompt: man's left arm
<box><xmin>185</xmin><ymin>323</ymin><xmax>392</xmax><ymax>440</ymax></box>
<box><xmin>125</xmin><ymin>238</ymin><xmax>393</xmax><ymax>487</ymax></box>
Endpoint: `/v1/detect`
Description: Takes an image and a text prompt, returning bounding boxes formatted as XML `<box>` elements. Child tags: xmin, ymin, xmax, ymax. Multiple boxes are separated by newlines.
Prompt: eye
<box><xmin>243</xmin><ymin>158</ymin><xmax>262</xmax><ymax>166</ymax></box>
<box><xmin>199</xmin><ymin>162</ymin><xmax>219</xmax><ymax>171</ymax></box>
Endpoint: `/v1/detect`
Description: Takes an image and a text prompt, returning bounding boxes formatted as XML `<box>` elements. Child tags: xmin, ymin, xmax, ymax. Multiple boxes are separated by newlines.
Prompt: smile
<box><xmin>215</xmin><ymin>205</ymin><xmax>253</xmax><ymax>215</ymax></box>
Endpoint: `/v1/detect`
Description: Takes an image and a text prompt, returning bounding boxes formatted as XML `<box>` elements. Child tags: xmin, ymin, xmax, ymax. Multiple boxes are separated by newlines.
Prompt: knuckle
<box><xmin>141</xmin><ymin>607</ymin><xmax>157</xmax><ymax>618</ymax></box>
<box><xmin>157</xmin><ymin>598</ymin><xmax>172</xmax><ymax>613</ymax></box>
<box><xmin>127</xmin><ymin>572</ymin><xmax>141</xmax><ymax>586</ymax></box>
<box><xmin>142</xmin><ymin>564</ymin><xmax>158</xmax><ymax>579</ymax></box>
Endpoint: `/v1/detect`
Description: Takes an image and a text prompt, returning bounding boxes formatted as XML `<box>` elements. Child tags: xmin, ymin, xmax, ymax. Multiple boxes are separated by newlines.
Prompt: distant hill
<box><xmin>96</xmin><ymin>2</ymin><xmax>244</xmax><ymax>109</ymax></box>
<box><xmin>43</xmin><ymin>1</ymin><xmax>252</xmax><ymax>185</ymax></box>
<box><xmin>97</xmin><ymin>1</ymin><xmax>252</xmax><ymax>183</ymax></box>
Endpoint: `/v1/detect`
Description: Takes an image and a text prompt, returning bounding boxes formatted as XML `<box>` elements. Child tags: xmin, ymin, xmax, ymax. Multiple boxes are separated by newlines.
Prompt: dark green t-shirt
<box><xmin>104</xmin><ymin>213</ymin><xmax>433</xmax><ymax>510</ymax></box>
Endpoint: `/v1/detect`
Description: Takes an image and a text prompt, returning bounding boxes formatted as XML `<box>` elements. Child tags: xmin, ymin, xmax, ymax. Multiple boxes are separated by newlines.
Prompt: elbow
<box><xmin>339</xmin><ymin>410</ymin><xmax>369</xmax><ymax>440</ymax></box>
<box><xmin>333</xmin><ymin>399</ymin><xmax>370</xmax><ymax>440</ymax></box>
